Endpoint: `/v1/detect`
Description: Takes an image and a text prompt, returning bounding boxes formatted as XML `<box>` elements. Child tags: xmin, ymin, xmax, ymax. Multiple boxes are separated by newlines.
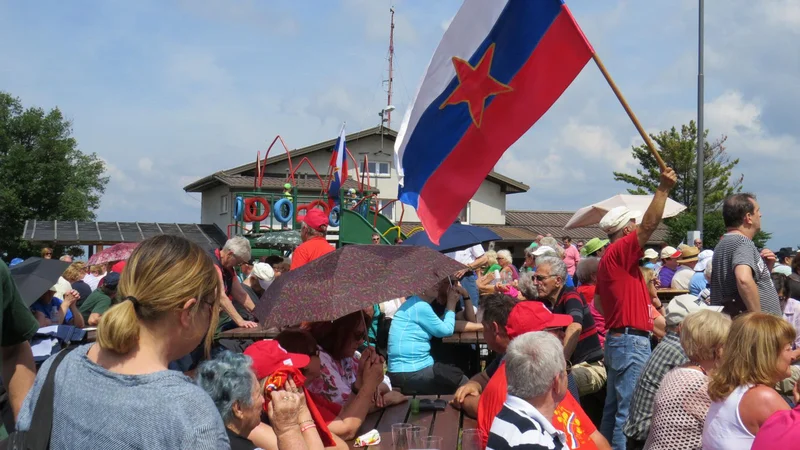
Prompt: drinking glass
<box><xmin>422</xmin><ymin>436</ymin><xmax>443</xmax><ymax>449</ymax></box>
<box><xmin>392</xmin><ymin>423</ymin><xmax>412</xmax><ymax>450</ymax></box>
<box><xmin>461</xmin><ymin>428</ymin><xmax>482</xmax><ymax>450</ymax></box>
<box><xmin>407</xmin><ymin>425</ymin><xmax>424</xmax><ymax>448</ymax></box>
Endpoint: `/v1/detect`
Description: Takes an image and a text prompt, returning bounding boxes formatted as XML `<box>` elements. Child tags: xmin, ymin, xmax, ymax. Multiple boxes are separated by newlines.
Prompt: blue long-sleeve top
<box><xmin>387</xmin><ymin>296</ymin><xmax>455</xmax><ymax>373</ymax></box>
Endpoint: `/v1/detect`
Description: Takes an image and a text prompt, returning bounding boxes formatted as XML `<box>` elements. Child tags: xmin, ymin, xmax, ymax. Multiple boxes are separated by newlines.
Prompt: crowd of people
<box><xmin>0</xmin><ymin>165</ymin><xmax>798</xmax><ymax>449</ymax></box>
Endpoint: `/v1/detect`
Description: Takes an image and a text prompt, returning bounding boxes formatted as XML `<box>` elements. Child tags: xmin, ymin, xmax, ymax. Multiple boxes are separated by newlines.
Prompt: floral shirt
<box><xmin>306</xmin><ymin>347</ymin><xmax>391</xmax><ymax>407</ymax></box>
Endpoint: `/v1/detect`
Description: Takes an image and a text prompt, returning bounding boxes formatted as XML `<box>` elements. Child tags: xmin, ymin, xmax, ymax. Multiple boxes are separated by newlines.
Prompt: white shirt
<box><xmin>446</xmin><ymin>244</ymin><xmax>485</xmax><ymax>266</ymax></box>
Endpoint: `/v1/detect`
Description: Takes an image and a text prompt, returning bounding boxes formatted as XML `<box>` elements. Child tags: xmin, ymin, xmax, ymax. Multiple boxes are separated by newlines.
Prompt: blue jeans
<box><xmin>460</xmin><ymin>273</ymin><xmax>479</xmax><ymax>308</ymax></box>
<box><xmin>600</xmin><ymin>333</ymin><xmax>651</xmax><ymax>450</ymax></box>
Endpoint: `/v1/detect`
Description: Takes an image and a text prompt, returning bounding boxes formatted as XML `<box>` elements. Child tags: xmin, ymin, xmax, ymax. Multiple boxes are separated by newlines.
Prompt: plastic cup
<box><xmin>407</xmin><ymin>425</ymin><xmax>424</xmax><ymax>448</ymax></box>
<box><xmin>461</xmin><ymin>428</ymin><xmax>482</xmax><ymax>450</ymax></box>
<box><xmin>422</xmin><ymin>436</ymin><xmax>443</xmax><ymax>449</ymax></box>
<box><xmin>392</xmin><ymin>423</ymin><xmax>412</xmax><ymax>450</ymax></box>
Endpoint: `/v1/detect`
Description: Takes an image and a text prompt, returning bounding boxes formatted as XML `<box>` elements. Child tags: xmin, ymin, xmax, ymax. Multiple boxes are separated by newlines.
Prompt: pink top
<box><xmin>644</xmin><ymin>367</ymin><xmax>710</xmax><ymax>450</ymax></box>
<box><xmin>564</xmin><ymin>245</ymin><xmax>581</xmax><ymax>276</ymax></box>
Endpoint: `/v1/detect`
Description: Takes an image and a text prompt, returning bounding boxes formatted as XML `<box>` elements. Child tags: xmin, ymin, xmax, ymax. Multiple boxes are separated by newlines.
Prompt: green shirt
<box><xmin>483</xmin><ymin>264</ymin><xmax>502</xmax><ymax>276</ymax></box>
<box><xmin>0</xmin><ymin>261</ymin><xmax>39</xmax><ymax>346</ymax></box>
<box><xmin>78</xmin><ymin>290</ymin><xmax>113</xmax><ymax>323</ymax></box>
<box><xmin>0</xmin><ymin>261</ymin><xmax>40</xmax><ymax>438</ymax></box>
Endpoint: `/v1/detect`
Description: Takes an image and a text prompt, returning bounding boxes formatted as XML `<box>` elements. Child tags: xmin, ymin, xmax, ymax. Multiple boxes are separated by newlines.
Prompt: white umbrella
<box><xmin>565</xmin><ymin>194</ymin><xmax>687</xmax><ymax>230</ymax></box>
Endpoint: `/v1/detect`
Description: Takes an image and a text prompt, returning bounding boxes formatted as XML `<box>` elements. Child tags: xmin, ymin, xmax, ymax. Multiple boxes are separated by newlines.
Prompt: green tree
<box><xmin>0</xmin><ymin>92</ymin><xmax>109</xmax><ymax>258</ymax></box>
<box><xmin>613</xmin><ymin>121</ymin><xmax>770</xmax><ymax>247</ymax></box>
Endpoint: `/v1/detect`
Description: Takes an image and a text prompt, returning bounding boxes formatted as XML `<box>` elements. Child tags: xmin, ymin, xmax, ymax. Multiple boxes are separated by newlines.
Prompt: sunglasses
<box><xmin>533</xmin><ymin>274</ymin><xmax>558</xmax><ymax>282</ymax></box>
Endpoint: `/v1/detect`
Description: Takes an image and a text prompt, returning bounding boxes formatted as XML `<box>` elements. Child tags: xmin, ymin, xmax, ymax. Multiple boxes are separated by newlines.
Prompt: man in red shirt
<box><xmin>476</xmin><ymin>301</ymin><xmax>610</xmax><ymax>449</ymax></box>
<box><xmin>594</xmin><ymin>167</ymin><xmax>676</xmax><ymax>449</ymax></box>
<box><xmin>291</xmin><ymin>209</ymin><xmax>334</xmax><ymax>270</ymax></box>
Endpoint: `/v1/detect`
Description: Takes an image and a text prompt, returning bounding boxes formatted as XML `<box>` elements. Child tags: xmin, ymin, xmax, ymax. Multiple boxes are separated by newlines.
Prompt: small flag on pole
<box><xmin>394</xmin><ymin>0</ymin><xmax>594</xmax><ymax>244</ymax></box>
<box><xmin>329</xmin><ymin>125</ymin><xmax>349</xmax><ymax>203</ymax></box>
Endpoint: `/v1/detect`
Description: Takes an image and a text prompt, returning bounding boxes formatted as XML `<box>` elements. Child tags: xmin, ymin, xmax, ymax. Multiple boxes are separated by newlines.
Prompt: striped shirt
<box><xmin>487</xmin><ymin>395</ymin><xmax>566</xmax><ymax>450</ymax></box>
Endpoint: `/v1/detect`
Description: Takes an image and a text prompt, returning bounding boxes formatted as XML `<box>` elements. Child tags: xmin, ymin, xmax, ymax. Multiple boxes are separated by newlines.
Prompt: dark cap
<box><xmin>102</xmin><ymin>272</ymin><xmax>121</xmax><ymax>288</ymax></box>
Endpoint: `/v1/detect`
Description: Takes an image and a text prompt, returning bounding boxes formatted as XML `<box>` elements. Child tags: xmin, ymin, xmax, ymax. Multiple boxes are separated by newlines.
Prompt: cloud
<box><xmin>342</xmin><ymin>0</ymin><xmax>418</xmax><ymax>44</ymax></box>
<box><xmin>176</xmin><ymin>0</ymin><xmax>299</xmax><ymax>36</ymax></box>
<box><xmin>138</xmin><ymin>157</ymin><xmax>153</xmax><ymax>174</ymax></box>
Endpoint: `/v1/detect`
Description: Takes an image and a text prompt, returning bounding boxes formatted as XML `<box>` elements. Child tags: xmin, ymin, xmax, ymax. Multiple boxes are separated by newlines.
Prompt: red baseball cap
<box><xmin>505</xmin><ymin>301</ymin><xmax>573</xmax><ymax>340</ymax></box>
<box><xmin>299</xmin><ymin>209</ymin><xmax>329</xmax><ymax>232</ymax></box>
<box><xmin>243</xmin><ymin>340</ymin><xmax>310</xmax><ymax>380</ymax></box>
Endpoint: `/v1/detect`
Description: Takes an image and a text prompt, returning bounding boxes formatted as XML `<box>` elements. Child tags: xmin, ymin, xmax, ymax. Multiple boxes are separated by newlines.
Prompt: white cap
<box><xmin>643</xmin><ymin>248</ymin><xmax>659</xmax><ymax>260</ymax></box>
<box><xmin>695</xmin><ymin>250</ymin><xmax>714</xmax><ymax>272</ymax></box>
<box><xmin>660</xmin><ymin>246</ymin><xmax>681</xmax><ymax>260</ymax></box>
<box><xmin>250</xmin><ymin>262</ymin><xmax>275</xmax><ymax>289</ymax></box>
<box><xmin>531</xmin><ymin>246</ymin><xmax>557</xmax><ymax>257</ymax></box>
<box><xmin>598</xmin><ymin>206</ymin><xmax>640</xmax><ymax>235</ymax></box>
<box><xmin>664</xmin><ymin>294</ymin><xmax>724</xmax><ymax>326</ymax></box>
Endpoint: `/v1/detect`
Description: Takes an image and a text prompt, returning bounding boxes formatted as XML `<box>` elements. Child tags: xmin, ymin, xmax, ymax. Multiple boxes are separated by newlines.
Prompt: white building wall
<box><xmin>200</xmin><ymin>184</ymin><xmax>233</xmax><ymax>233</ymax></box>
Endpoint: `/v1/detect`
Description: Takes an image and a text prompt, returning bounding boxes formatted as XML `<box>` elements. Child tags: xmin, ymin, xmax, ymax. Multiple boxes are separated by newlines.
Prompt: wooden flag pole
<box><xmin>592</xmin><ymin>53</ymin><xmax>667</xmax><ymax>172</ymax></box>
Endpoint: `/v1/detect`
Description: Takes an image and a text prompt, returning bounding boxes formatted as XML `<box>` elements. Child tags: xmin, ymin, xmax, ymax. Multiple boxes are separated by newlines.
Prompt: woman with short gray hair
<box><xmin>487</xmin><ymin>332</ymin><xmax>569</xmax><ymax>449</ymax></box>
<box><xmin>517</xmin><ymin>272</ymin><xmax>538</xmax><ymax>301</ymax></box>
<box><xmin>539</xmin><ymin>236</ymin><xmax>565</xmax><ymax>259</ymax></box>
<box><xmin>496</xmin><ymin>249</ymin><xmax>519</xmax><ymax>282</ymax></box>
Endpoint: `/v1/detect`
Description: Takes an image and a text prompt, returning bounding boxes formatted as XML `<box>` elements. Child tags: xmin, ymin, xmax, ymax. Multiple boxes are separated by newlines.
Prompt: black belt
<box><xmin>609</xmin><ymin>327</ymin><xmax>651</xmax><ymax>338</ymax></box>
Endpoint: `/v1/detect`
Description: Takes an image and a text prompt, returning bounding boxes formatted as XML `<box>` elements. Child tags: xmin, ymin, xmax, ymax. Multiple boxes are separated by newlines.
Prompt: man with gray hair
<box><xmin>211</xmin><ymin>236</ymin><xmax>258</xmax><ymax>330</ymax></box>
<box><xmin>487</xmin><ymin>331</ymin><xmax>569</xmax><ymax>450</ymax></box>
<box><xmin>531</xmin><ymin>246</ymin><xmax>575</xmax><ymax>288</ymax></box>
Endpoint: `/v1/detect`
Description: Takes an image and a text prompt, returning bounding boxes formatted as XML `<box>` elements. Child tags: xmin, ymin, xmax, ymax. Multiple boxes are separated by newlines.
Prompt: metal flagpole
<box><xmin>696</xmin><ymin>0</ymin><xmax>705</xmax><ymax>233</ymax></box>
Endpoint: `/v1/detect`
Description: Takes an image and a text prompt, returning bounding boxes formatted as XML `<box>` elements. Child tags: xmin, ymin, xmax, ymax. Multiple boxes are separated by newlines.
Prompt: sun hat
<box><xmin>677</xmin><ymin>246</ymin><xmax>700</xmax><ymax>263</ymax></box>
<box><xmin>243</xmin><ymin>340</ymin><xmax>310</xmax><ymax>380</ymax></box>
<box><xmin>505</xmin><ymin>301</ymin><xmax>573</xmax><ymax>339</ymax></box>
<box><xmin>659</xmin><ymin>246</ymin><xmax>681</xmax><ymax>260</ymax></box>
<box><xmin>664</xmin><ymin>294</ymin><xmax>723</xmax><ymax>326</ymax></box>
<box><xmin>598</xmin><ymin>206</ymin><xmax>640</xmax><ymax>235</ymax></box>
<box><xmin>299</xmin><ymin>209</ymin><xmax>329</xmax><ymax>232</ymax></box>
<box><xmin>642</xmin><ymin>248</ymin><xmax>659</xmax><ymax>261</ymax></box>
<box><xmin>531</xmin><ymin>246</ymin><xmax>557</xmax><ymax>257</ymax></box>
<box><xmin>250</xmin><ymin>262</ymin><xmax>276</xmax><ymax>289</ymax></box>
<box><xmin>581</xmin><ymin>237</ymin><xmax>610</xmax><ymax>257</ymax></box>
<box><xmin>694</xmin><ymin>250</ymin><xmax>714</xmax><ymax>272</ymax></box>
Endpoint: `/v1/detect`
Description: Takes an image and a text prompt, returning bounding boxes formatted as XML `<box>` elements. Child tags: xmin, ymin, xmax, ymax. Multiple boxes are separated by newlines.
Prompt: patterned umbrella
<box><xmin>253</xmin><ymin>244</ymin><xmax>466</xmax><ymax>328</ymax></box>
<box><xmin>87</xmin><ymin>243</ymin><xmax>139</xmax><ymax>265</ymax></box>
<box><xmin>253</xmin><ymin>230</ymin><xmax>302</xmax><ymax>250</ymax></box>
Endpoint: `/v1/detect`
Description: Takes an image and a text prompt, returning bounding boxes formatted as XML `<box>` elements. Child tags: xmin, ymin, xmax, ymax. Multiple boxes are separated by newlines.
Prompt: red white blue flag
<box><xmin>394</xmin><ymin>0</ymin><xmax>594</xmax><ymax>243</ymax></box>
<box><xmin>329</xmin><ymin>125</ymin><xmax>348</xmax><ymax>203</ymax></box>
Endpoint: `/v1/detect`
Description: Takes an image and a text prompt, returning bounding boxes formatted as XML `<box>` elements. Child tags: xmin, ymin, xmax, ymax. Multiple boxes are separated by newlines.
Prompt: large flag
<box><xmin>329</xmin><ymin>125</ymin><xmax>348</xmax><ymax>203</ymax></box>
<box><xmin>394</xmin><ymin>0</ymin><xmax>594</xmax><ymax>243</ymax></box>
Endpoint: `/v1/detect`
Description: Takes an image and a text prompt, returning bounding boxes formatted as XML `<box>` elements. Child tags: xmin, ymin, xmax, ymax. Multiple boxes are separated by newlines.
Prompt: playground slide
<box><xmin>365</xmin><ymin>211</ymin><xmax>407</xmax><ymax>242</ymax></box>
<box><xmin>339</xmin><ymin>209</ymin><xmax>394</xmax><ymax>245</ymax></box>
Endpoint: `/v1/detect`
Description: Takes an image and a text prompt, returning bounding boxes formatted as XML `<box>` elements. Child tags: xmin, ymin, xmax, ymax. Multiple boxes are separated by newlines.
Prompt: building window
<box><xmin>220</xmin><ymin>195</ymin><xmax>229</xmax><ymax>215</ymax></box>
<box><xmin>458</xmin><ymin>202</ymin><xmax>471</xmax><ymax>224</ymax></box>
<box><xmin>367</xmin><ymin>161</ymin><xmax>391</xmax><ymax>178</ymax></box>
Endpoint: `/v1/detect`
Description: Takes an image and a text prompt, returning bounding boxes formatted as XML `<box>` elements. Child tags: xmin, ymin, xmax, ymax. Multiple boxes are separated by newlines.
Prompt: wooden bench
<box><xmin>346</xmin><ymin>395</ymin><xmax>472</xmax><ymax>449</ymax></box>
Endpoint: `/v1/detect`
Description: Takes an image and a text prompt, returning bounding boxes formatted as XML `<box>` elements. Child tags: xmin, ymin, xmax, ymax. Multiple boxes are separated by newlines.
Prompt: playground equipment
<box><xmin>229</xmin><ymin>135</ymin><xmax>411</xmax><ymax>257</ymax></box>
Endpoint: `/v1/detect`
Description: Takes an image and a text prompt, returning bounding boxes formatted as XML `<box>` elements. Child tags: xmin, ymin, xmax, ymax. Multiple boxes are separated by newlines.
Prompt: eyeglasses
<box><xmin>533</xmin><ymin>274</ymin><xmax>558</xmax><ymax>282</ymax></box>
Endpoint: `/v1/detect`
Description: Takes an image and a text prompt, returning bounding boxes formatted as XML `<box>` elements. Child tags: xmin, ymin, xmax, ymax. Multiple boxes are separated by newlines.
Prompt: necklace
<box><xmin>689</xmin><ymin>361</ymin><xmax>707</xmax><ymax>375</ymax></box>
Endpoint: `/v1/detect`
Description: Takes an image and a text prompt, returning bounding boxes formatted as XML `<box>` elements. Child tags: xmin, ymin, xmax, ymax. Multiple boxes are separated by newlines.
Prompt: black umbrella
<box><xmin>10</xmin><ymin>257</ymin><xmax>70</xmax><ymax>307</ymax></box>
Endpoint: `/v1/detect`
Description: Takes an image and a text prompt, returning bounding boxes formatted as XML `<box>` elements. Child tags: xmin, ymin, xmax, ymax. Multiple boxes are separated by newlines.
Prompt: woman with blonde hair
<box><xmin>644</xmin><ymin>309</ymin><xmax>731</xmax><ymax>449</ymax></box>
<box><xmin>702</xmin><ymin>312</ymin><xmax>795</xmax><ymax>450</ymax></box>
<box><xmin>482</xmin><ymin>250</ymin><xmax>501</xmax><ymax>276</ymax></box>
<box><xmin>16</xmin><ymin>235</ymin><xmax>229</xmax><ymax>449</ymax></box>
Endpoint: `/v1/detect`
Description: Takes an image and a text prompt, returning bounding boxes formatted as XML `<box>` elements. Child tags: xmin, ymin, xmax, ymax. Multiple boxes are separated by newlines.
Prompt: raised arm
<box><xmin>637</xmin><ymin>168</ymin><xmax>677</xmax><ymax>248</ymax></box>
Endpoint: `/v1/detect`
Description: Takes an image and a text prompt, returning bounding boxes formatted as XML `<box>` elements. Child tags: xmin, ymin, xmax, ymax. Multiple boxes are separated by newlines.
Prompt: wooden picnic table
<box><xmin>346</xmin><ymin>395</ymin><xmax>473</xmax><ymax>449</ymax></box>
<box><xmin>656</xmin><ymin>288</ymin><xmax>689</xmax><ymax>303</ymax></box>
<box><xmin>217</xmin><ymin>327</ymin><xmax>280</xmax><ymax>340</ymax></box>
<box><xmin>441</xmin><ymin>331</ymin><xmax>484</xmax><ymax>344</ymax></box>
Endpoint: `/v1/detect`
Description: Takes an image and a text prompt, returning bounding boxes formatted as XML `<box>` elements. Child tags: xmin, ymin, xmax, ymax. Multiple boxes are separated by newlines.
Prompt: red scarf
<box><xmin>264</xmin><ymin>366</ymin><xmax>336</xmax><ymax>447</ymax></box>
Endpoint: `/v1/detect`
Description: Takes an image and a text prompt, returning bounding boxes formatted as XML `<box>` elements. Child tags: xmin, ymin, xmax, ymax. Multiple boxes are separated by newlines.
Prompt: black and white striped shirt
<box><xmin>487</xmin><ymin>395</ymin><xmax>566</xmax><ymax>450</ymax></box>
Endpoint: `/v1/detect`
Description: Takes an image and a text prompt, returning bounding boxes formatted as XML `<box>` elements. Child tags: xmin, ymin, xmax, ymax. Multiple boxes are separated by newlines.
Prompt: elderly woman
<box><xmin>702</xmin><ymin>313</ymin><xmax>795</xmax><ymax>449</ymax></box>
<box><xmin>534</xmin><ymin>256</ymin><xmax>605</xmax><ymax>398</ymax></box>
<box><xmin>62</xmin><ymin>262</ymin><xmax>91</xmax><ymax>304</ymax></box>
<box><xmin>516</xmin><ymin>272</ymin><xmax>537</xmax><ymax>301</ymax></box>
<box><xmin>278</xmin><ymin>329</ymin><xmax>391</xmax><ymax>441</ymax></box>
<box><xmin>496</xmin><ymin>249</ymin><xmax>519</xmax><ymax>283</ymax></box>
<box><xmin>482</xmin><ymin>250</ymin><xmax>502</xmax><ymax>276</ymax></box>
<box><xmin>16</xmin><ymin>235</ymin><xmax>229</xmax><ymax>448</ymax></box>
<box><xmin>644</xmin><ymin>310</ymin><xmax>731</xmax><ymax>450</ymax></box>
<box><xmin>305</xmin><ymin>311</ymin><xmax>403</xmax><ymax>408</ymax></box>
<box><xmin>575</xmin><ymin>257</ymin><xmax>605</xmax><ymax>346</ymax></box>
<box><xmin>197</xmin><ymin>352</ymin><xmax>266</xmax><ymax>450</ymax></box>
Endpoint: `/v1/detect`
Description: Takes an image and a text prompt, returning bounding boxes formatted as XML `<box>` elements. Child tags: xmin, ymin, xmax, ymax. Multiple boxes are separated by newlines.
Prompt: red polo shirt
<box><xmin>291</xmin><ymin>236</ymin><xmax>334</xmax><ymax>270</ymax></box>
<box><xmin>595</xmin><ymin>231</ymin><xmax>652</xmax><ymax>331</ymax></box>
<box><xmin>478</xmin><ymin>362</ymin><xmax>598</xmax><ymax>449</ymax></box>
